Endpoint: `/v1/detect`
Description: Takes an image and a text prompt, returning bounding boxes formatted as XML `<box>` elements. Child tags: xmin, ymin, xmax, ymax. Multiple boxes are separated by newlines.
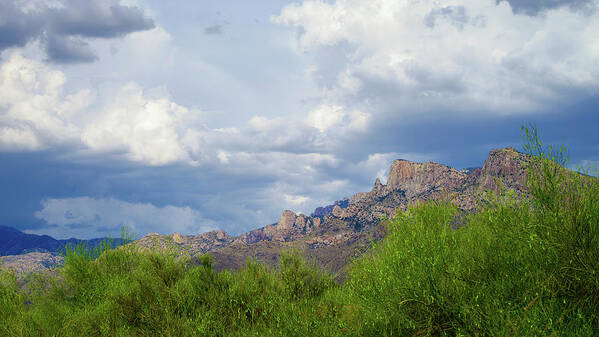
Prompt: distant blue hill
<box><xmin>0</xmin><ymin>226</ymin><xmax>126</xmax><ymax>256</ymax></box>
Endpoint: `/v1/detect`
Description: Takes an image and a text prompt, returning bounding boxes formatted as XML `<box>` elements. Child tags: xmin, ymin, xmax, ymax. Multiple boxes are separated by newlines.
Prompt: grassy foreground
<box><xmin>1</xmin><ymin>126</ymin><xmax>598</xmax><ymax>337</ymax></box>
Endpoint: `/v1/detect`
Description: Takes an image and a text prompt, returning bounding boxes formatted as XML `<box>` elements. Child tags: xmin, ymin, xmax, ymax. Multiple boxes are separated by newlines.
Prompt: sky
<box><xmin>1</xmin><ymin>0</ymin><xmax>598</xmax><ymax>239</ymax></box>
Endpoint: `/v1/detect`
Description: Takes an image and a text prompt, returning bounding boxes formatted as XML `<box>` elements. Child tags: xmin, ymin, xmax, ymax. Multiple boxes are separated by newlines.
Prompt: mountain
<box><xmin>0</xmin><ymin>228</ymin><xmax>128</xmax><ymax>275</ymax></box>
<box><xmin>0</xmin><ymin>226</ymin><xmax>126</xmax><ymax>256</ymax></box>
<box><xmin>132</xmin><ymin>147</ymin><xmax>531</xmax><ymax>280</ymax></box>
<box><xmin>2</xmin><ymin>147</ymin><xmax>533</xmax><ymax>277</ymax></box>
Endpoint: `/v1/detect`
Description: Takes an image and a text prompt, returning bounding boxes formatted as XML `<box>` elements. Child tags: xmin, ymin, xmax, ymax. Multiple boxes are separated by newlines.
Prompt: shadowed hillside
<box><xmin>0</xmin><ymin>226</ymin><xmax>126</xmax><ymax>256</ymax></box>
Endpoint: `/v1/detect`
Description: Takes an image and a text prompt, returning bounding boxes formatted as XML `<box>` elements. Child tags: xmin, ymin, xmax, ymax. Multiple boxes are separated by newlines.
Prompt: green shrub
<box><xmin>0</xmin><ymin>269</ymin><xmax>26</xmax><ymax>337</ymax></box>
<box><xmin>279</xmin><ymin>249</ymin><xmax>335</xmax><ymax>301</ymax></box>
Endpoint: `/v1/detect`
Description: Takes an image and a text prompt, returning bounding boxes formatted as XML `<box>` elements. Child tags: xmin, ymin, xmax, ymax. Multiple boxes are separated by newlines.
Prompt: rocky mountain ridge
<box><xmin>2</xmin><ymin>147</ymin><xmax>531</xmax><ymax>277</ymax></box>
<box><xmin>131</xmin><ymin>147</ymin><xmax>531</xmax><ymax>277</ymax></box>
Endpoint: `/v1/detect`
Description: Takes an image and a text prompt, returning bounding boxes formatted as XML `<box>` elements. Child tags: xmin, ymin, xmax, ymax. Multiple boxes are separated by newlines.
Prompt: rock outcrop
<box><xmin>479</xmin><ymin>147</ymin><xmax>529</xmax><ymax>192</ymax></box>
<box><xmin>386</xmin><ymin>160</ymin><xmax>468</xmax><ymax>198</ymax></box>
<box><xmin>233</xmin><ymin>210</ymin><xmax>322</xmax><ymax>244</ymax></box>
<box><xmin>320</xmin><ymin>147</ymin><xmax>531</xmax><ymax>230</ymax></box>
<box><xmin>311</xmin><ymin>198</ymin><xmax>349</xmax><ymax>217</ymax></box>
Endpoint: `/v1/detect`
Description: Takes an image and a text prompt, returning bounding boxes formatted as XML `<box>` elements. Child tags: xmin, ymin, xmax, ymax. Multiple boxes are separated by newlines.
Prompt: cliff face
<box><xmin>479</xmin><ymin>147</ymin><xmax>529</xmax><ymax>192</ymax></box>
<box><xmin>386</xmin><ymin>160</ymin><xmax>468</xmax><ymax>198</ymax></box>
<box><xmin>232</xmin><ymin>210</ymin><xmax>322</xmax><ymax>245</ymax></box>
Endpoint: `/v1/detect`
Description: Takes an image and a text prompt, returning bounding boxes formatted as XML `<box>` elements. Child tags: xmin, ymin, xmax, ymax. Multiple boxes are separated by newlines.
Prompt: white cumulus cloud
<box><xmin>81</xmin><ymin>82</ymin><xmax>193</xmax><ymax>166</ymax></box>
<box><xmin>0</xmin><ymin>53</ymin><xmax>89</xmax><ymax>151</ymax></box>
<box><xmin>0</xmin><ymin>52</ymin><xmax>200</xmax><ymax>166</ymax></box>
<box><xmin>307</xmin><ymin>103</ymin><xmax>370</xmax><ymax>133</ymax></box>
<box><xmin>274</xmin><ymin>0</ymin><xmax>599</xmax><ymax>116</ymax></box>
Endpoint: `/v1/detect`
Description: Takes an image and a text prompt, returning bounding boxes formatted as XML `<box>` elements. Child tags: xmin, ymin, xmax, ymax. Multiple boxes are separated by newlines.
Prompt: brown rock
<box><xmin>134</xmin><ymin>230</ymin><xmax>234</xmax><ymax>256</ymax></box>
<box><xmin>386</xmin><ymin>160</ymin><xmax>468</xmax><ymax>198</ymax></box>
<box><xmin>479</xmin><ymin>147</ymin><xmax>529</xmax><ymax>192</ymax></box>
<box><xmin>332</xmin><ymin>205</ymin><xmax>344</xmax><ymax>217</ymax></box>
<box><xmin>373</xmin><ymin>178</ymin><xmax>384</xmax><ymax>192</ymax></box>
<box><xmin>295</xmin><ymin>214</ymin><xmax>307</xmax><ymax>229</ymax></box>
<box><xmin>279</xmin><ymin>210</ymin><xmax>297</xmax><ymax>228</ymax></box>
<box><xmin>350</xmin><ymin>192</ymin><xmax>368</xmax><ymax>204</ymax></box>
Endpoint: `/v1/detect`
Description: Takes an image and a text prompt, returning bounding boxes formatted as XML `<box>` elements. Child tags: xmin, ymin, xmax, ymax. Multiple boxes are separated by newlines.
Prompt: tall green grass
<box><xmin>1</xmin><ymin>125</ymin><xmax>597</xmax><ymax>336</ymax></box>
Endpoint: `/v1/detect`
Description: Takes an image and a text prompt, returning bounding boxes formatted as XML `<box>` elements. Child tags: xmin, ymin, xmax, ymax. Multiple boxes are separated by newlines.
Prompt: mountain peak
<box><xmin>278</xmin><ymin>210</ymin><xmax>297</xmax><ymax>228</ymax></box>
<box><xmin>373</xmin><ymin>178</ymin><xmax>384</xmax><ymax>192</ymax></box>
<box><xmin>480</xmin><ymin>146</ymin><xmax>529</xmax><ymax>192</ymax></box>
<box><xmin>386</xmin><ymin>159</ymin><xmax>467</xmax><ymax>198</ymax></box>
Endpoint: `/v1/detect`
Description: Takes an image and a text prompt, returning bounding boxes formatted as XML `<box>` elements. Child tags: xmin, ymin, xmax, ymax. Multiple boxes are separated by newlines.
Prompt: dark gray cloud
<box><xmin>204</xmin><ymin>24</ymin><xmax>224</xmax><ymax>35</ymax></box>
<box><xmin>44</xmin><ymin>35</ymin><xmax>98</xmax><ymax>63</ymax></box>
<box><xmin>0</xmin><ymin>0</ymin><xmax>154</xmax><ymax>63</ymax></box>
<box><xmin>47</xmin><ymin>2</ymin><xmax>154</xmax><ymax>38</ymax></box>
<box><xmin>499</xmin><ymin>0</ymin><xmax>595</xmax><ymax>15</ymax></box>
<box><xmin>0</xmin><ymin>2</ymin><xmax>43</xmax><ymax>49</ymax></box>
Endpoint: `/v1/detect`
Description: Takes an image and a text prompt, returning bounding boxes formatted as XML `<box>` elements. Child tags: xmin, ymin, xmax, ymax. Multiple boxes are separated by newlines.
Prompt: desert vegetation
<box><xmin>1</xmin><ymin>125</ymin><xmax>598</xmax><ymax>336</ymax></box>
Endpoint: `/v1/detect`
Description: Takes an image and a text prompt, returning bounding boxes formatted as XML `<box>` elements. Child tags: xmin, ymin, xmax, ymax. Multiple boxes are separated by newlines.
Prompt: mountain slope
<box><xmin>0</xmin><ymin>226</ymin><xmax>64</xmax><ymax>256</ymax></box>
<box><xmin>0</xmin><ymin>226</ymin><xmax>126</xmax><ymax>256</ymax></box>
<box><xmin>133</xmin><ymin>147</ymin><xmax>531</xmax><ymax>279</ymax></box>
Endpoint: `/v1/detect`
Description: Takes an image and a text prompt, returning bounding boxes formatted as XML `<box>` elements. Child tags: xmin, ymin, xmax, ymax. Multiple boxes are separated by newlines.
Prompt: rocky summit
<box><xmin>2</xmin><ymin>147</ymin><xmax>532</xmax><ymax>278</ymax></box>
